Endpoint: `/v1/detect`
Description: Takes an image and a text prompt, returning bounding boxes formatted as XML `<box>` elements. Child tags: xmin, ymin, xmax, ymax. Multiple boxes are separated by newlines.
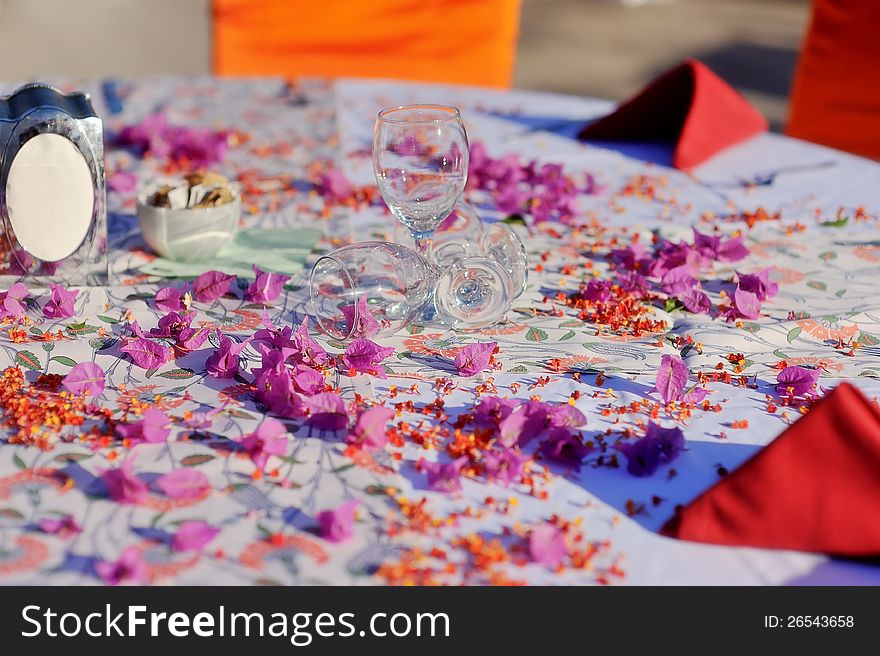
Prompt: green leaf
<box><xmin>53</xmin><ymin>452</ymin><xmax>93</xmax><ymax>463</ymax></box>
<box><xmin>14</xmin><ymin>350</ymin><xmax>41</xmax><ymax>371</ymax></box>
<box><xmin>507</xmin><ymin>365</ymin><xmax>527</xmax><ymax>373</ymax></box>
<box><xmin>406</xmin><ymin>324</ymin><xmax>425</xmax><ymax>334</ymax></box>
<box><xmin>13</xmin><ymin>453</ymin><xmax>27</xmax><ymax>470</ymax></box>
<box><xmin>125</xmin><ymin>292</ymin><xmax>154</xmax><ymax>301</ymax></box>
<box><xmin>331</xmin><ymin>463</ymin><xmax>356</xmax><ymax>474</ymax></box>
<box><xmin>664</xmin><ymin>298</ymin><xmax>682</xmax><ymax>312</ymax></box>
<box><xmin>786</xmin><ymin>326</ymin><xmax>802</xmax><ymax>343</ymax></box>
<box><xmin>50</xmin><ymin>356</ymin><xmax>77</xmax><ymax>367</ymax></box>
<box><xmin>365</xmin><ymin>484</ymin><xmax>399</xmax><ymax>496</ymax></box>
<box><xmin>180</xmin><ymin>454</ymin><xmax>216</xmax><ymax>467</ymax></box>
<box><xmin>835</xmin><ymin>289</ymin><xmax>847</xmax><ymax>298</ymax></box>
<box><xmin>29</xmin><ymin>326</ymin><xmax>43</xmax><ymax>335</ymax></box>
<box><xmin>680</xmin><ymin>343</ymin><xmax>694</xmax><ymax>358</ymax></box>
<box><xmin>772</xmin><ymin>349</ymin><xmax>792</xmax><ymax>360</ymax></box>
<box><xmin>502</xmin><ymin>214</ymin><xmax>526</xmax><ymax>225</ymax></box>
<box><xmin>158</xmin><ymin>368</ymin><xmax>195</xmax><ymax>380</ymax></box>
<box><xmin>97</xmin><ymin>314</ymin><xmax>122</xmax><ymax>324</ymax></box>
<box><xmin>560</xmin><ymin>330</ymin><xmax>576</xmax><ymax>341</ymax></box>
<box><xmin>41</xmin><ymin>342</ymin><xmax>55</xmax><ymax>353</ymax></box>
<box><xmin>65</xmin><ymin>322</ymin><xmax>99</xmax><ymax>336</ymax></box>
<box><xmin>145</xmin><ymin>368</ymin><xmax>157</xmax><ymax>379</ymax></box>
<box><xmin>90</xmin><ymin>337</ymin><xmax>116</xmax><ymax>351</ymax></box>
<box><xmin>226</xmin><ymin>408</ymin><xmax>256</xmax><ymax>420</ymax></box>
<box><xmin>807</xmin><ymin>281</ymin><xmax>827</xmax><ymax>291</ymax></box>
<box><xmin>558</xmin><ymin>319</ymin><xmax>583</xmax><ymax>328</ymax></box>
<box><xmin>859</xmin><ymin>332</ymin><xmax>880</xmax><ymax>346</ymax></box>
<box><xmin>525</xmin><ymin>327</ymin><xmax>548</xmax><ymax>342</ymax></box>
<box><xmin>820</xmin><ymin>217</ymin><xmax>848</xmax><ymax>228</ymax></box>
<box><xmin>396</xmin><ymin>351</ymin><xmax>413</xmax><ymax>360</ymax></box>
<box><xmin>0</xmin><ymin>508</ymin><xmax>24</xmax><ymax>519</ymax></box>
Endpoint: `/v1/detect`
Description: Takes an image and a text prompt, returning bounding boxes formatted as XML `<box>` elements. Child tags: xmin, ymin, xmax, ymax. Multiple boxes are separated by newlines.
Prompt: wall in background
<box><xmin>0</xmin><ymin>0</ymin><xmax>810</xmax><ymax>127</ymax></box>
<box><xmin>0</xmin><ymin>0</ymin><xmax>210</xmax><ymax>78</ymax></box>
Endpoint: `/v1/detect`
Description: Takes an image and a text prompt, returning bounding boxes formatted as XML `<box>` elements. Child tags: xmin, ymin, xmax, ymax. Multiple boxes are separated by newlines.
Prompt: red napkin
<box><xmin>578</xmin><ymin>59</ymin><xmax>768</xmax><ymax>171</ymax></box>
<box><xmin>661</xmin><ymin>382</ymin><xmax>880</xmax><ymax>556</ymax></box>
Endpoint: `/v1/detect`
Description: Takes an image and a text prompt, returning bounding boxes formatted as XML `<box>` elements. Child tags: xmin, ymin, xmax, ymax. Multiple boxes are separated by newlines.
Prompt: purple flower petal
<box><xmin>205</xmin><ymin>331</ymin><xmax>249</xmax><ymax>378</ymax></box>
<box><xmin>419</xmin><ymin>457</ymin><xmax>467</xmax><ymax>493</ymax></box>
<box><xmin>62</xmin><ymin>362</ymin><xmax>106</xmax><ymax>397</ymax></box>
<box><xmin>776</xmin><ymin>365</ymin><xmax>820</xmax><ymax>397</ymax></box>
<box><xmin>529</xmin><ymin>523</ymin><xmax>566</xmax><ymax>568</ymax></box>
<box><xmin>342</xmin><ymin>338</ymin><xmax>394</xmax><ymax>378</ymax></box>
<box><xmin>246</xmin><ymin>265</ymin><xmax>290</xmax><ymax>304</ymax></box>
<box><xmin>339</xmin><ymin>296</ymin><xmax>380</xmax><ymax>339</ymax></box>
<box><xmin>95</xmin><ymin>546</ymin><xmax>148</xmax><ymax>585</ymax></box>
<box><xmin>38</xmin><ymin>514</ymin><xmax>80</xmax><ymax>537</ymax></box>
<box><xmin>304</xmin><ymin>392</ymin><xmax>348</xmax><ymax>431</ymax></box>
<box><xmin>156</xmin><ymin>468</ymin><xmax>210</xmax><ymax>500</ymax></box>
<box><xmin>102</xmin><ymin>459</ymin><xmax>148</xmax><ymax>504</ymax></box>
<box><xmin>120</xmin><ymin>337</ymin><xmax>172</xmax><ymax>369</ymax></box>
<box><xmin>155</xmin><ymin>287</ymin><xmax>185</xmax><ymax>312</ymax></box>
<box><xmin>346</xmin><ymin>406</ymin><xmax>394</xmax><ymax>451</ymax></box>
<box><xmin>117</xmin><ymin>408</ymin><xmax>171</xmax><ymax>444</ymax></box>
<box><xmin>316</xmin><ymin>499</ymin><xmax>359</xmax><ymax>543</ymax></box>
<box><xmin>172</xmin><ymin>520</ymin><xmax>220</xmax><ymax>552</ymax></box>
<box><xmin>737</xmin><ymin>268</ymin><xmax>779</xmax><ymax>302</ymax></box>
<box><xmin>239</xmin><ymin>418</ymin><xmax>289</xmax><ymax>470</ymax></box>
<box><xmin>192</xmin><ymin>271</ymin><xmax>236</xmax><ymax>303</ymax></box>
<box><xmin>732</xmin><ymin>286</ymin><xmax>761</xmax><ymax>320</ymax></box>
<box><xmin>42</xmin><ymin>284</ymin><xmax>78</xmax><ymax>319</ymax></box>
<box><xmin>453</xmin><ymin>341</ymin><xmax>497</xmax><ymax>377</ymax></box>
<box><xmin>655</xmin><ymin>354</ymin><xmax>688</xmax><ymax>404</ymax></box>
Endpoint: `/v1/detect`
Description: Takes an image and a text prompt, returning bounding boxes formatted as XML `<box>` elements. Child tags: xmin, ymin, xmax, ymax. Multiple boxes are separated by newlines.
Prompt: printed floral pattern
<box><xmin>0</xmin><ymin>77</ymin><xmax>878</xmax><ymax>586</ymax></box>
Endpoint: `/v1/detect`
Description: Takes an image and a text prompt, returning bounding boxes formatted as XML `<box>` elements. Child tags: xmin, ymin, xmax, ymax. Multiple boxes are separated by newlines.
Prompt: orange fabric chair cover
<box><xmin>212</xmin><ymin>0</ymin><xmax>521</xmax><ymax>88</ymax></box>
<box><xmin>787</xmin><ymin>0</ymin><xmax>880</xmax><ymax>159</ymax></box>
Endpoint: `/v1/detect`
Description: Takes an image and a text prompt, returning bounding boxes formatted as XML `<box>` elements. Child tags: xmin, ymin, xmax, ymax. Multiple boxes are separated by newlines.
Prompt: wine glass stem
<box><xmin>410</xmin><ymin>229</ymin><xmax>434</xmax><ymax>256</ymax></box>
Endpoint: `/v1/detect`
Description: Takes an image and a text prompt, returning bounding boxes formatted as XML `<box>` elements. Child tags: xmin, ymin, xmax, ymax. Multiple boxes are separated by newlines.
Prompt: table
<box><xmin>1</xmin><ymin>76</ymin><xmax>879</xmax><ymax>585</ymax></box>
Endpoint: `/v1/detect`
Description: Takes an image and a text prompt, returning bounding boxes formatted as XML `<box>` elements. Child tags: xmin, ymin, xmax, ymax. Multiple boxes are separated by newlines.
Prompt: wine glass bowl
<box><xmin>433</xmin><ymin>256</ymin><xmax>514</xmax><ymax>331</ymax></box>
<box><xmin>373</xmin><ymin>105</ymin><xmax>469</xmax><ymax>253</ymax></box>
<box><xmin>309</xmin><ymin>241</ymin><xmax>435</xmax><ymax>341</ymax></box>
<box><xmin>428</xmin><ymin>201</ymin><xmax>485</xmax><ymax>269</ymax></box>
<box><xmin>481</xmin><ymin>222</ymin><xmax>529</xmax><ymax>298</ymax></box>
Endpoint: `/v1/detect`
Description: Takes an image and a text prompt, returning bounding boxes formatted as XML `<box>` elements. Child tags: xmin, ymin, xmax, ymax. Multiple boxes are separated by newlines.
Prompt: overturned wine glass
<box><xmin>394</xmin><ymin>201</ymin><xmax>529</xmax><ymax>299</ymax></box>
<box><xmin>308</xmin><ymin>240</ymin><xmax>514</xmax><ymax>339</ymax></box>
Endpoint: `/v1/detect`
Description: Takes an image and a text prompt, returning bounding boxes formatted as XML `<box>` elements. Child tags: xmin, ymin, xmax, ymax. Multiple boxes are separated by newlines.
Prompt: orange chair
<box><xmin>787</xmin><ymin>0</ymin><xmax>880</xmax><ymax>159</ymax></box>
<box><xmin>212</xmin><ymin>0</ymin><xmax>522</xmax><ymax>88</ymax></box>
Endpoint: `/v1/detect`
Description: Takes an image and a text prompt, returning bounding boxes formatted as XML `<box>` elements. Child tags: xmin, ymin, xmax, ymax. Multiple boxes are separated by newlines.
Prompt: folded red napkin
<box><xmin>661</xmin><ymin>382</ymin><xmax>880</xmax><ymax>556</ymax></box>
<box><xmin>578</xmin><ymin>59</ymin><xmax>768</xmax><ymax>171</ymax></box>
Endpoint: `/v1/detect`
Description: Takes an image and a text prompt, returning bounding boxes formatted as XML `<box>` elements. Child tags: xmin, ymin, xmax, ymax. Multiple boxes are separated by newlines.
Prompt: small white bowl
<box><xmin>136</xmin><ymin>196</ymin><xmax>240</xmax><ymax>262</ymax></box>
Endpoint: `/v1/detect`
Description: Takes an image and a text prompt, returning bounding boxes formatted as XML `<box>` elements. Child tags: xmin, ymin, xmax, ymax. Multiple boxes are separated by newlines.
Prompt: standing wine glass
<box><xmin>373</xmin><ymin>105</ymin><xmax>469</xmax><ymax>255</ymax></box>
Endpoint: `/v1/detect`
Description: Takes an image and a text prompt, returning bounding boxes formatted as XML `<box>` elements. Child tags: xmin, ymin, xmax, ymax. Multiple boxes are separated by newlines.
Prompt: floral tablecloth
<box><xmin>1</xmin><ymin>76</ymin><xmax>880</xmax><ymax>585</ymax></box>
